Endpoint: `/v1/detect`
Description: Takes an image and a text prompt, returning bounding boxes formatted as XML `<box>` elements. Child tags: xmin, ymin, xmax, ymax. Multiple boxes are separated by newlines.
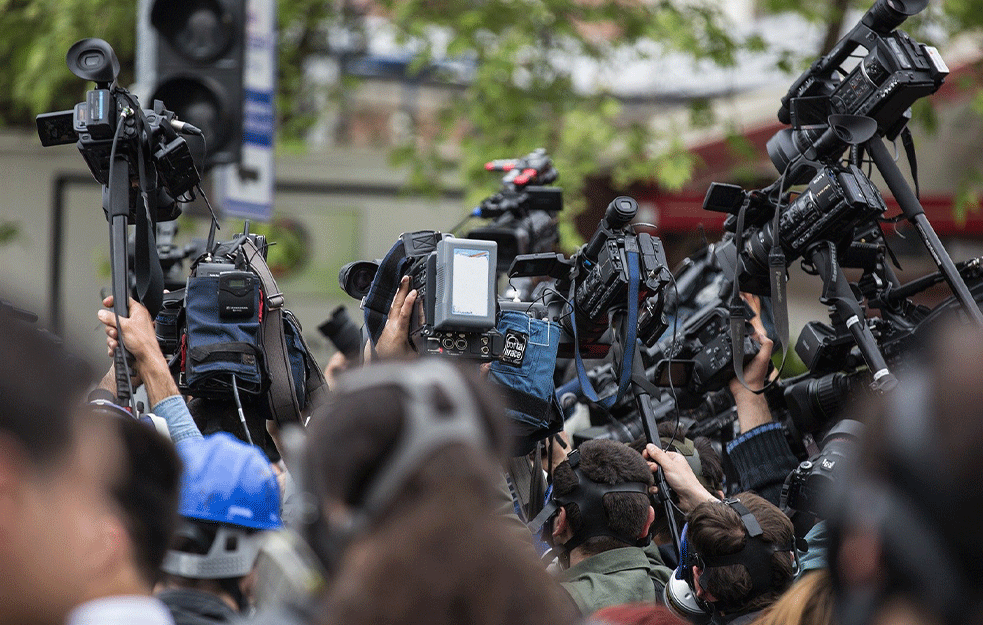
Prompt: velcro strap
<box><xmin>188</xmin><ymin>342</ymin><xmax>259</xmax><ymax>364</ymax></box>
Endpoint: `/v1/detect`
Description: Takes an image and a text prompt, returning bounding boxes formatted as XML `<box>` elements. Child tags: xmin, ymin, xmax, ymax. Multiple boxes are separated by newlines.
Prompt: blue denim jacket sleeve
<box><xmin>151</xmin><ymin>395</ymin><xmax>203</xmax><ymax>443</ymax></box>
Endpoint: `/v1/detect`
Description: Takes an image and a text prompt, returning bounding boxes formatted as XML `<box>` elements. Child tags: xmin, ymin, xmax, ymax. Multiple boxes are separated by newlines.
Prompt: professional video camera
<box><xmin>705</xmin><ymin>164</ymin><xmax>887</xmax><ymax>296</ymax></box>
<box><xmin>465</xmin><ymin>148</ymin><xmax>563</xmax><ymax>274</ymax></box>
<box><xmin>645</xmin><ymin>301</ymin><xmax>761</xmax><ymax>408</ymax></box>
<box><xmin>36</xmin><ymin>37</ymin><xmax>204</xmax><ymax>406</ymax></box>
<box><xmin>510</xmin><ymin>196</ymin><xmax>671</xmax><ymax>352</ymax></box>
<box><xmin>404</xmin><ymin>233</ymin><xmax>504</xmax><ymax>360</ymax></box>
<box><xmin>36</xmin><ymin>39</ymin><xmax>202</xmax><ymax>216</ymax></box>
<box><xmin>771</xmin><ymin>0</ymin><xmax>947</xmax><ymax>184</ymax></box>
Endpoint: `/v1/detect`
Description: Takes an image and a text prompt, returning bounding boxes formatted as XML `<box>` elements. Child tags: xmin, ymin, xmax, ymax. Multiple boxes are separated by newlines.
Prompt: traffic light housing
<box><xmin>149</xmin><ymin>0</ymin><xmax>244</xmax><ymax>169</ymax></box>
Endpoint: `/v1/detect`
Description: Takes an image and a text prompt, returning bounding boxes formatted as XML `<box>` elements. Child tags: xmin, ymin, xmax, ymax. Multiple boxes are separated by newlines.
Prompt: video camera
<box><xmin>645</xmin><ymin>301</ymin><xmax>761</xmax><ymax>408</ymax></box>
<box><xmin>705</xmin><ymin>164</ymin><xmax>887</xmax><ymax>296</ymax></box>
<box><xmin>771</xmin><ymin>0</ymin><xmax>947</xmax><ymax>184</ymax></box>
<box><xmin>466</xmin><ymin>148</ymin><xmax>563</xmax><ymax>273</ymax></box>
<box><xmin>510</xmin><ymin>196</ymin><xmax>670</xmax><ymax>351</ymax></box>
<box><xmin>36</xmin><ymin>38</ymin><xmax>201</xmax><ymax>219</ymax></box>
<box><xmin>403</xmin><ymin>232</ymin><xmax>505</xmax><ymax>360</ymax></box>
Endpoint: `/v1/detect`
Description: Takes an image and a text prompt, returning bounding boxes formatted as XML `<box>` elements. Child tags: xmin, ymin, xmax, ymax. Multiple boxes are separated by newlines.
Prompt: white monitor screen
<box><xmin>451</xmin><ymin>248</ymin><xmax>490</xmax><ymax>316</ymax></box>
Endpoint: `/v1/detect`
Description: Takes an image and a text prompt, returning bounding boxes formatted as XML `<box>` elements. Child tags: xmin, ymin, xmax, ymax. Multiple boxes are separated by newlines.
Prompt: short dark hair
<box><xmin>107</xmin><ymin>415</ymin><xmax>182</xmax><ymax>586</ymax></box>
<box><xmin>686</xmin><ymin>492</ymin><xmax>794</xmax><ymax>613</ymax></box>
<box><xmin>0</xmin><ymin>305</ymin><xmax>93</xmax><ymax>466</ymax></box>
<box><xmin>552</xmin><ymin>439</ymin><xmax>653</xmax><ymax>556</ymax></box>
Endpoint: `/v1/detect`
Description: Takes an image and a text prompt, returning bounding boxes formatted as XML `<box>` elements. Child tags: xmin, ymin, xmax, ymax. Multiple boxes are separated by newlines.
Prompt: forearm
<box><xmin>733</xmin><ymin>388</ymin><xmax>773</xmax><ymax>433</ymax></box>
<box><xmin>137</xmin><ymin>350</ymin><xmax>181</xmax><ymax>408</ymax></box>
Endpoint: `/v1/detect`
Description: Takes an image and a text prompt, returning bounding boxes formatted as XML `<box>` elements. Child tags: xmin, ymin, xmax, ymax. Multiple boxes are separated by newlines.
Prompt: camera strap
<box><xmin>130</xmin><ymin>96</ymin><xmax>164</xmax><ymax>319</ymax></box>
<box><xmin>569</xmin><ymin>243</ymin><xmax>641</xmax><ymax>409</ymax></box>
<box><xmin>730</xmin><ymin>183</ymin><xmax>790</xmax><ymax>395</ymax></box>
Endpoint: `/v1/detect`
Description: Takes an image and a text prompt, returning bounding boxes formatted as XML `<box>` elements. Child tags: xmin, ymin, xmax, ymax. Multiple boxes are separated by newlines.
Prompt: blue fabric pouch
<box><xmin>489</xmin><ymin>310</ymin><xmax>562</xmax><ymax>455</ymax></box>
<box><xmin>184</xmin><ymin>275</ymin><xmax>266</xmax><ymax>398</ymax></box>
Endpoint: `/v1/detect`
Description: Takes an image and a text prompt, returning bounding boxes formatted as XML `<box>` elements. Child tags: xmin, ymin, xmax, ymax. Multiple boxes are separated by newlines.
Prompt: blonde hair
<box><xmin>751</xmin><ymin>570</ymin><xmax>835</xmax><ymax>625</ymax></box>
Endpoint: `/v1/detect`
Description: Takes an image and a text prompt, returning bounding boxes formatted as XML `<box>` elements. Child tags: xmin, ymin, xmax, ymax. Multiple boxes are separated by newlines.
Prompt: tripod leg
<box><xmin>866</xmin><ymin>137</ymin><xmax>983</xmax><ymax>327</ymax></box>
<box><xmin>809</xmin><ymin>243</ymin><xmax>897</xmax><ymax>393</ymax></box>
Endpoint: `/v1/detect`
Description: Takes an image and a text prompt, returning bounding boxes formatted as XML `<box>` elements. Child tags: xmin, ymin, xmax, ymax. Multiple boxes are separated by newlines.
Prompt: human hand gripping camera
<box><xmin>98</xmin><ymin>296</ymin><xmax>182</xmax><ymax>408</ymax></box>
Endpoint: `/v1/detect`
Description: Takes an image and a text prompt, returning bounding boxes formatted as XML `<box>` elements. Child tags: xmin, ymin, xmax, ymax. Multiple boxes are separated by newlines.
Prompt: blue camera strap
<box><xmin>569</xmin><ymin>245</ymin><xmax>640</xmax><ymax>409</ymax></box>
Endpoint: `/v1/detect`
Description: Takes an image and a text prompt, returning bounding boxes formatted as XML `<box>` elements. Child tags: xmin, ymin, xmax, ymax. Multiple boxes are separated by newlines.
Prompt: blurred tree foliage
<box><xmin>1</xmin><ymin>0</ymin><xmax>981</xmax><ymax>232</ymax></box>
<box><xmin>370</xmin><ymin>0</ymin><xmax>754</xmax><ymax>245</ymax></box>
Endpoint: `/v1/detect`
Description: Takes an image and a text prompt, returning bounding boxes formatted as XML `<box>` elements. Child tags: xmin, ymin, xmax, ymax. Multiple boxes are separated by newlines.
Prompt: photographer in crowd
<box><xmin>646</xmin><ymin>441</ymin><xmax>795</xmax><ymax>623</ymax></box>
<box><xmin>534</xmin><ymin>438</ymin><xmax>672</xmax><ymax>614</ymax></box>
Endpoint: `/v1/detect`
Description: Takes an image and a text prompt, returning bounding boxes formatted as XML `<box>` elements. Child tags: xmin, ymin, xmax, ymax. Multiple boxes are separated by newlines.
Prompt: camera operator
<box><xmin>724</xmin><ymin>295</ymin><xmax>799</xmax><ymax>507</ymax></box>
<box><xmin>645</xmin><ymin>444</ymin><xmax>796</xmax><ymax>623</ymax></box>
<box><xmin>0</xmin><ymin>304</ymin><xmax>130</xmax><ymax>625</ymax></box>
<box><xmin>156</xmin><ymin>433</ymin><xmax>281</xmax><ymax>624</ymax></box>
<box><xmin>684</xmin><ymin>493</ymin><xmax>796</xmax><ymax>624</ymax></box>
<box><xmin>300</xmin><ymin>359</ymin><xmax>578</xmax><ymax>625</ymax></box>
<box><xmin>537</xmin><ymin>438</ymin><xmax>673</xmax><ymax>615</ymax></box>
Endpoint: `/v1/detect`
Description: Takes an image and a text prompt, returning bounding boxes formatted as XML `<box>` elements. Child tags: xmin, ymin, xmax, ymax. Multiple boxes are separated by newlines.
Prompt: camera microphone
<box><xmin>170</xmin><ymin>119</ymin><xmax>203</xmax><ymax>136</ymax></box>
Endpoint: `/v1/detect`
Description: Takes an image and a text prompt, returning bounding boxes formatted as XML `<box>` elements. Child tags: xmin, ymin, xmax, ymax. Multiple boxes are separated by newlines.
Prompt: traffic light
<box><xmin>149</xmin><ymin>0</ymin><xmax>245</xmax><ymax>168</ymax></box>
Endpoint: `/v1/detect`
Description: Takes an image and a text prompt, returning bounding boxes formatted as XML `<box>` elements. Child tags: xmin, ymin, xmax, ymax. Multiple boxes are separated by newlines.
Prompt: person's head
<box><xmin>549</xmin><ymin>438</ymin><xmax>655</xmax><ymax>560</ymax></box>
<box><xmin>0</xmin><ymin>306</ymin><xmax>122</xmax><ymax>625</ymax></box>
<box><xmin>685</xmin><ymin>492</ymin><xmax>795</xmax><ymax>615</ymax></box>
<box><xmin>80</xmin><ymin>406</ymin><xmax>183</xmax><ymax>597</ymax></box>
<box><xmin>831</xmin><ymin>323</ymin><xmax>983</xmax><ymax>625</ymax></box>
<box><xmin>158</xmin><ymin>432</ymin><xmax>281</xmax><ymax>612</ymax></box>
<box><xmin>304</xmin><ymin>358</ymin><xmax>508</xmax><ymax>572</ymax></box>
<box><xmin>319</xmin><ymin>492</ymin><xmax>579</xmax><ymax>625</ymax></box>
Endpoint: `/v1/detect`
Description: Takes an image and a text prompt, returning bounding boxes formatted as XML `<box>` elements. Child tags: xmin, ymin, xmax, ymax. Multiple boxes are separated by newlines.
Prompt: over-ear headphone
<box><xmin>665</xmin><ymin>498</ymin><xmax>795</xmax><ymax>622</ymax></box>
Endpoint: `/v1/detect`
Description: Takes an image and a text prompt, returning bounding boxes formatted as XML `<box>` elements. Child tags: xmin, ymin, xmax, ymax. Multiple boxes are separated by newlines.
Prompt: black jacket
<box><xmin>157</xmin><ymin>588</ymin><xmax>238</xmax><ymax>625</ymax></box>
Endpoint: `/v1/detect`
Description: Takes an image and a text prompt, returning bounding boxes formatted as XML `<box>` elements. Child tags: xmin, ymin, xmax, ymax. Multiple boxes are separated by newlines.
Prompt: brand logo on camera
<box><xmin>500</xmin><ymin>329</ymin><xmax>528</xmax><ymax>367</ymax></box>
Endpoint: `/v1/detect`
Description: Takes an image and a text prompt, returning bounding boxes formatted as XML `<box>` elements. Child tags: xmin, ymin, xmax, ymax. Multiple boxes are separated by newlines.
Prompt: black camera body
<box><xmin>468</xmin><ymin>190</ymin><xmax>561</xmax><ymax>274</ymax></box>
<box><xmin>36</xmin><ymin>39</ymin><xmax>200</xmax><ymax>222</ymax></box>
<box><xmin>646</xmin><ymin>303</ymin><xmax>760</xmax><ymax>408</ymax></box>
<box><xmin>771</xmin><ymin>0</ymin><xmax>946</xmax><ymax>183</ymax></box>
<box><xmin>509</xmin><ymin>197</ymin><xmax>670</xmax><ymax>355</ymax></box>
<box><xmin>404</xmin><ymin>233</ymin><xmax>504</xmax><ymax>361</ymax></box>
<box><xmin>781</xmin><ymin>419</ymin><xmax>864</xmax><ymax>531</ymax></box>
<box><xmin>708</xmin><ymin>165</ymin><xmax>887</xmax><ymax>296</ymax></box>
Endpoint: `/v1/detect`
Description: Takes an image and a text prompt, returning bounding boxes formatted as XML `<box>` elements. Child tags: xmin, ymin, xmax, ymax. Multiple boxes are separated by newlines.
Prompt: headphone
<box><xmin>665</xmin><ymin>498</ymin><xmax>796</xmax><ymax>621</ymax></box>
<box><xmin>527</xmin><ymin>447</ymin><xmax>651</xmax><ymax>561</ymax></box>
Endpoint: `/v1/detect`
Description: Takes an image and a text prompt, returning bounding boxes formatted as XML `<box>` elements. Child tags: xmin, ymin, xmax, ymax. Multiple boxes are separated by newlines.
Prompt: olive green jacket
<box><xmin>558</xmin><ymin>543</ymin><xmax>673</xmax><ymax>615</ymax></box>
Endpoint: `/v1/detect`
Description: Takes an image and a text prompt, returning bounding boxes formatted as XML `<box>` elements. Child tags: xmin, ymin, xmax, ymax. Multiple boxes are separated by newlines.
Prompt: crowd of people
<box><xmin>2</xmin><ymin>265</ymin><xmax>982</xmax><ymax>625</ymax></box>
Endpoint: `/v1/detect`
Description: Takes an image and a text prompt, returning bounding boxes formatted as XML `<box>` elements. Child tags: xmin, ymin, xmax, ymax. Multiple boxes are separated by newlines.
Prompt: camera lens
<box><xmin>338</xmin><ymin>260</ymin><xmax>380</xmax><ymax>300</ymax></box>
